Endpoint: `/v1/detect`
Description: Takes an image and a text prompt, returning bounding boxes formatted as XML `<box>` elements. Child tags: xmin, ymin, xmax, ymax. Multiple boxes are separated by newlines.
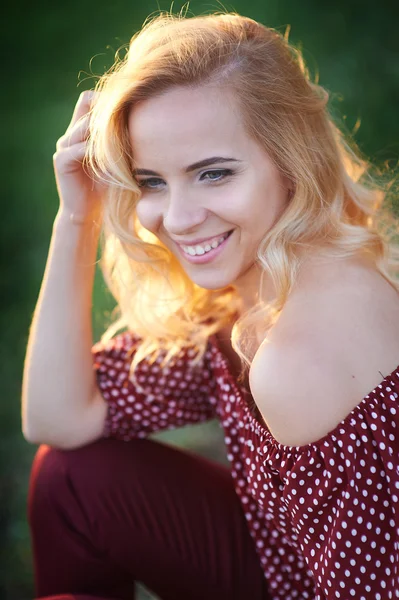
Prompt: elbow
<box><xmin>21</xmin><ymin>423</ymin><xmax>71</xmax><ymax>450</ymax></box>
<box><xmin>22</xmin><ymin>419</ymin><xmax>41</xmax><ymax>445</ymax></box>
<box><xmin>21</xmin><ymin>405</ymin><xmax>45</xmax><ymax>445</ymax></box>
<box><xmin>22</xmin><ymin>425</ymin><xmax>101</xmax><ymax>451</ymax></box>
<box><xmin>21</xmin><ymin>408</ymin><xmax>69</xmax><ymax>448</ymax></box>
<box><xmin>22</xmin><ymin>428</ymin><xmax>54</xmax><ymax>448</ymax></box>
<box><xmin>22</xmin><ymin>429</ymin><xmax>39</xmax><ymax>446</ymax></box>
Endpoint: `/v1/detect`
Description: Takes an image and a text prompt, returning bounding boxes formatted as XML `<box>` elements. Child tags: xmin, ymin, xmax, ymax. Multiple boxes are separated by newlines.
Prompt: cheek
<box><xmin>135</xmin><ymin>200</ymin><xmax>161</xmax><ymax>233</ymax></box>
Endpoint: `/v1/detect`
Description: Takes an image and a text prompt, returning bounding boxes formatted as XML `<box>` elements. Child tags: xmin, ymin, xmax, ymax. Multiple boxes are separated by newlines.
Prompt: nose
<box><xmin>162</xmin><ymin>190</ymin><xmax>208</xmax><ymax>236</ymax></box>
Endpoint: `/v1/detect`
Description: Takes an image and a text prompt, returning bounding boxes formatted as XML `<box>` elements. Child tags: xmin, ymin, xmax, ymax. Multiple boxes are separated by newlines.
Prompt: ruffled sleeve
<box><xmin>278</xmin><ymin>365</ymin><xmax>399</xmax><ymax>598</ymax></box>
<box><xmin>91</xmin><ymin>331</ymin><xmax>218</xmax><ymax>440</ymax></box>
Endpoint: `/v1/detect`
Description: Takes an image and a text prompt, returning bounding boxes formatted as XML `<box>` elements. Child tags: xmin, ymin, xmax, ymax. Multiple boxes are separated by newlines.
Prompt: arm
<box><xmin>21</xmin><ymin>90</ymin><xmax>106</xmax><ymax>449</ymax></box>
<box><xmin>21</xmin><ymin>212</ymin><xmax>105</xmax><ymax>448</ymax></box>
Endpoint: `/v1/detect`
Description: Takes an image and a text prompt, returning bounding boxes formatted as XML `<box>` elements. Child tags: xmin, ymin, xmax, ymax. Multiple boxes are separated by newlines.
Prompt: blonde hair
<box><xmin>86</xmin><ymin>10</ymin><xmax>399</xmax><ymax>383</ymax></box>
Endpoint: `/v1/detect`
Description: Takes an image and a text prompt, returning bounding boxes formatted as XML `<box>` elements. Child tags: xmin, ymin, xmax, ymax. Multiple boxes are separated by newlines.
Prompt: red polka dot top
<box><xmin>92</xmin><ymin>330</ymin><xmax>399</xmax><ymax>599</ymax></box>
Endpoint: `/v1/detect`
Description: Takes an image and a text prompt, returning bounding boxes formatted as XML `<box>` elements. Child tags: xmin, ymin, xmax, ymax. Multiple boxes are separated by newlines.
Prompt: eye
<box><xmin>135</xmin><ymin>168</ymin><xmax>234</xmax><ymax>190</ymax></box>
<box><xmin>136</xmin><ymin>177</ymin><xmax>164</xmax><ymax>190</ymax></box>
<box><xmin>200</xmin><ymin>169</ymin><xmax>233</xmax><ymax>182</ymax></box>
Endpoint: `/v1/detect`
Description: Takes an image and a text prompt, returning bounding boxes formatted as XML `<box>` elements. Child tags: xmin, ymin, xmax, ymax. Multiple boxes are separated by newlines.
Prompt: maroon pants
<box><xmin>27</xmin><ymin>437</ymin><xmax>271</xmax><ymax>600</ymax></box>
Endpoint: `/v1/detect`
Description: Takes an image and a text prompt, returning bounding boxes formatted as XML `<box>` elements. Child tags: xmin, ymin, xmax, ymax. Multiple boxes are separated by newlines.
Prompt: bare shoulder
<box><xmin>249</xmin><ymin>256</ymin><xmax>399</xmax><ymax>447</ymax></box>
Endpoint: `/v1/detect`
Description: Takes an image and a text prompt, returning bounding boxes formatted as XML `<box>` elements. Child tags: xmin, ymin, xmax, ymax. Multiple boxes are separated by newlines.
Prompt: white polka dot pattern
<box><xmin>92</xmin><ymin>331</ymin><xmax>399</xmax><ymax>599</ymax></box>
<box><xmin>92</xmin><ymin>332</ymin><xmax>218</xmax><ymax>439</ymax></box>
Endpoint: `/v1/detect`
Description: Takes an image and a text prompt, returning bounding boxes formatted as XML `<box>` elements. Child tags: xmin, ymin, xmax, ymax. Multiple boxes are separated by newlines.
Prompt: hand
<box><xmin>53</xmin><ymin>90</ymin><xmax>106</xmax><ymax>224</ymax></box>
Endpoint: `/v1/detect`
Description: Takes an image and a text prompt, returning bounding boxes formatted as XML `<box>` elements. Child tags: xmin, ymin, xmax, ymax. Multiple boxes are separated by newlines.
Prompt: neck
<box><xmin>232</xmin><ymin>261</ymin><xmax>277</xmax><ymax>315</ymax></box>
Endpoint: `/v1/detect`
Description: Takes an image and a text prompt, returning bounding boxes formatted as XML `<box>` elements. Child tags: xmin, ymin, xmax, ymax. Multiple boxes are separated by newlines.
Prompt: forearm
<box><xmin>21</xmin><ymin>210</ymin><xmax>102</xmax><ymax>443</ymax></box>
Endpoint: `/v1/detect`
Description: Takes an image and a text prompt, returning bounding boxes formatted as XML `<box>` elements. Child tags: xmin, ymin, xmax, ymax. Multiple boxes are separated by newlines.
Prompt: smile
<box><xmin>175</xmin><ymin>230</ymin><xmax>234</xmax><ymax>264</ymax></box>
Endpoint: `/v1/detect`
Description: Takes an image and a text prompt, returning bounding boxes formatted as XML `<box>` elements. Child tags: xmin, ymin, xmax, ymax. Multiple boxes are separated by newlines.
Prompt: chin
<box><xmin>185</xmin><ymin>271</ymin><xmax>236</xmax><ymax>291</ymax></box>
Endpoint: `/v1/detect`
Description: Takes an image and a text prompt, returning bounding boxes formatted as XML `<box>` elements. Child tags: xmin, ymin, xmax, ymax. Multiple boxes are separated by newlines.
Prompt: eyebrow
<box><xmin>132</xmin><ymin>156</ymin><xmax>242</xmax><ymax>177</ymax></box>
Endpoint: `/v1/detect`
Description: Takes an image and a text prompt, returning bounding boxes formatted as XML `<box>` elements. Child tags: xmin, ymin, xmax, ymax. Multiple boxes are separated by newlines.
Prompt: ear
<box><xmin>281</xmin><ymin>175</ymin><xmax>295</xmax><ymax>200</ymax></box>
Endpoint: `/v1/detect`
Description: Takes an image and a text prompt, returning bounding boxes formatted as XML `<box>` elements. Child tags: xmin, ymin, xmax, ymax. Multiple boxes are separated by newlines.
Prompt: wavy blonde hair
<box><xmin>85</xmin><ymin>10</ymin><xmax>399</xmax><ymax>383</ymax></box>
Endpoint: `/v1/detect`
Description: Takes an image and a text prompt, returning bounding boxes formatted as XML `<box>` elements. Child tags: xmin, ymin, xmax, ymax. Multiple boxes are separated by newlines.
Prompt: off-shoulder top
<box><xmin>91</xmin><ymin>331</ymin><xmax>399</xmax><ymax>600</ymax></box>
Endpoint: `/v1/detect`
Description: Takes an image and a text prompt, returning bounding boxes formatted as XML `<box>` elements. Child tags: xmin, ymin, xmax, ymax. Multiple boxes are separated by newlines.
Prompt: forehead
<box><xmin>127</xmin><ymin>85</ymin><xmax>247</xmax><ymax>163</ymax></box>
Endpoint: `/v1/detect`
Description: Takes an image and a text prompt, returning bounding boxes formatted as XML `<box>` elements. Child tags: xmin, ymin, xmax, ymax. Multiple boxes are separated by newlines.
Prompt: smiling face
<box><xmin>127</xmin><ymin>85</ymin><xmax>291</xmax><ymax>300</ymax></box>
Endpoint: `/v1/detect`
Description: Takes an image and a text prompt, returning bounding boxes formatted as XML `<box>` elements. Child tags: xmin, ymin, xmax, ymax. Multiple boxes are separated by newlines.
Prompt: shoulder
<box><xmin>249</xmin><ymin>256</ymin><xmax>399</xmax><ymax>447</ymax></box>
<box><xmin>249</xmin><ymin>332</ymin><xmax>350</xmax><ymax>446</ymax></box>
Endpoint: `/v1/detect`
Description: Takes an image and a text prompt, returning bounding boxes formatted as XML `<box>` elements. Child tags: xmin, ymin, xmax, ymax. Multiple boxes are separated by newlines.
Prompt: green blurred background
<box><xmin>2</xmin><ymin>0</ymin><xmax>398</xmax><ymax>598</ymax></box>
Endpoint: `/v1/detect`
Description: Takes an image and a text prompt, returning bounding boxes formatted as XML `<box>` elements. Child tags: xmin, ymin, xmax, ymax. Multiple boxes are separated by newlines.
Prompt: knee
<box><xmin>27</xmin><ymin>438</ymin><xmax>110</xmax><ymax>525</ymax></box>
<box><xmin>27</xmin><ymin>437</ymin><xmax>151</xmax><ymax>525</ymax></box>
<box><xmin>27</xmin><ymin>443</ymin><xmax>69</xmax><ymax>526</ymax></box>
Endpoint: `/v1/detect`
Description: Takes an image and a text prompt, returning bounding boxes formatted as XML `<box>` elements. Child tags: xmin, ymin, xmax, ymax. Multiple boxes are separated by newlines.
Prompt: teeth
<box><xmin>182</xmin><ymin>232</ymin><xmax>229</xmax><ymax>256</ymax></box>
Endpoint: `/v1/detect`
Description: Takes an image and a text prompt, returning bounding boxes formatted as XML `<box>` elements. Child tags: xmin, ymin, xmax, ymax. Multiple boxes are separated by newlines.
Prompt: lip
<box><xmin>175</xmin><ymin>230</ymin><xmax>233</xmax><ymax>264</ymax></box>
<box><xmin>172</xmin><ymin>231</ymin><xmax>232</xmax><ymax>247</ymax></box>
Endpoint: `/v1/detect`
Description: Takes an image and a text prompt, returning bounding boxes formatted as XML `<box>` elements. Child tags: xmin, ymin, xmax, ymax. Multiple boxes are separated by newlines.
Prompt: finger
<box><xmin>66</xmin><ymin>90</ymin><xmax>97</xmax><ymax>132</ymax></box>
<box><xmin>53</xmin><ymin>141</ymin><xmax>87</xmax><ymax>174</ymax></box>
<box><xmin>57</xmin><ymin>113</ymin><xmax>90</xmax><ymax>151</ymax></box>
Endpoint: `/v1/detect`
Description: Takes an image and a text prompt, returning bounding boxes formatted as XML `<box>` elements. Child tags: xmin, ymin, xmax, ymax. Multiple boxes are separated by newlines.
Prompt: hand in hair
<box><xmin>53</xmin><ymin>90</ymin><xmax>106</xmax><ymax>225</ymax></box>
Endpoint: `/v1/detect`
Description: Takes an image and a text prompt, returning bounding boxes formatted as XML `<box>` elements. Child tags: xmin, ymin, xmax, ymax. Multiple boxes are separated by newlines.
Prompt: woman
<box><xmin>23</xmin><ymin>11</ymin><xmax>399</xmax><ymax>600</ymax></box>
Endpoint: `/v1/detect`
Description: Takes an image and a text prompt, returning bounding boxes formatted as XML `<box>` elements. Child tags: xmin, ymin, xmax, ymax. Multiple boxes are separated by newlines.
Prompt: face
<box><xmin>127</xmin><ymin>85</ymin><xmax>291</xmax><ymax>301</ymax></box>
